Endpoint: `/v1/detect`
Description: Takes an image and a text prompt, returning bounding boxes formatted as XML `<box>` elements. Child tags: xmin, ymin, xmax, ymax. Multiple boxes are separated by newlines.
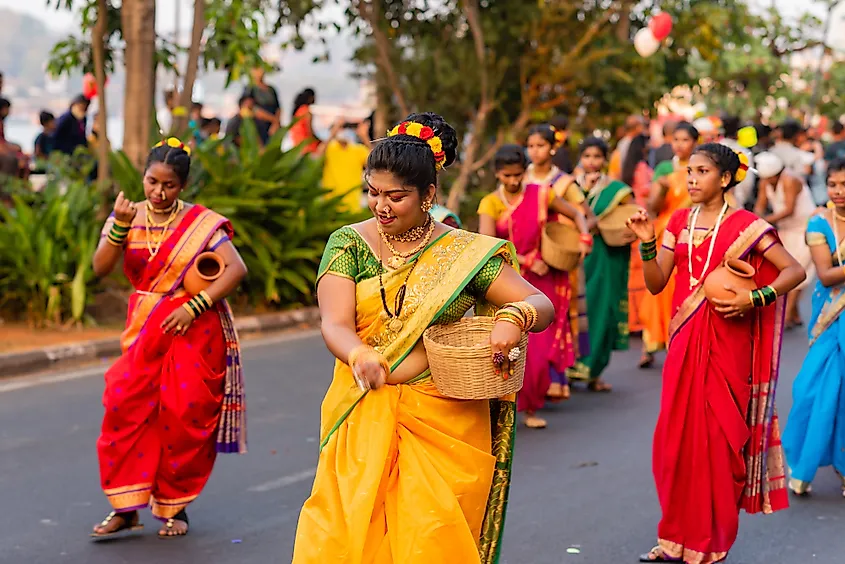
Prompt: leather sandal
<box><xmin>158</xmin><ymin>509</ymin><xmax>189</xmax><ymax>538</ymax></box>
<box><xmin>90</xmin><ymin>510</ymin><xmax>143</xmax><ymax>540</ymax></box>
<box><xmin>639</xmin><ymin>546</ymin><xmax>682</xmax><ymax>562</ymax></box>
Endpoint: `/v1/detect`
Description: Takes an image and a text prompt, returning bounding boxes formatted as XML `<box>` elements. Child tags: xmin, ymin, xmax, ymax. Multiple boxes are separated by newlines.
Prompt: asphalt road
<box><xmin>1</xmin><ymin>327</ymin><xmax>844</xmax><ymax>564</ymax></box>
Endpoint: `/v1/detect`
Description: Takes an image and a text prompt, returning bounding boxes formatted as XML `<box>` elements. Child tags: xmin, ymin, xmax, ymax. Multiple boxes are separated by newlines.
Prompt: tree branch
<box><xmin>357</xmin><ymin>0</ymin><xmax>409</xmax><ymax>116</ymax></box>
<box><xmin>172</xmin><ymin>0</ymin><xmax>205</xmax><ymax>135</ymax></box>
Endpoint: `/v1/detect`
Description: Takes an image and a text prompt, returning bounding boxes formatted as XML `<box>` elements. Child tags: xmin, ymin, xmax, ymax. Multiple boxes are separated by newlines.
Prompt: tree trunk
<box><xmin>357</xmin><ymin>0</ymin><xmax>409</xmax><ymax>117</ymax></box>
<box><xmin>171</xmin><ymin>0</ymin><xmax>206</xmax><ymax>135</ymax></box>
<box><xmin>121</xmin><ymin>0</ymin><xmax>157</xmax><ymax>169</ymax></box>
<box><xmin>93</xmin><ymin>0</ymin><xmax>111</xmax><ymax>218</ymax></box>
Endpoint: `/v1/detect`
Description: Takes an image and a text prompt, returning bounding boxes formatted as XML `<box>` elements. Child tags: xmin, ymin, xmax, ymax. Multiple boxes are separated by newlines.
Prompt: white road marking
<box><xmin>247</xmin><ymin>469</ymin><xmax>315</xmax><ymax>492</ymax></box>
<box><xmin>0</xmin><ymin>328</ymin><xmax>322</xmax><ymax>394</ymax></box>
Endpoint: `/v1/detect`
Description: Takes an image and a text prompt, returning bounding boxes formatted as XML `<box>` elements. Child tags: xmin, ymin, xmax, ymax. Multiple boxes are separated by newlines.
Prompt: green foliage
<box><xmin>0</xmin><ymin>155</ymin><xmax>100</xmax><ymax>326</ymax></box>
<box><xmin>110</xmin><ymin>120</ymin><xmax>361</xmax><ymax>306</ymax></box>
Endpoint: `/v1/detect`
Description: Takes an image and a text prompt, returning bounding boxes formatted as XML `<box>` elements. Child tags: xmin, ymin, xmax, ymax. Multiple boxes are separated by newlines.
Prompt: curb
<box><xmin>0</xmin><ymin>307</ymin><xmax>321</xmax><ymax>379</ymax></box>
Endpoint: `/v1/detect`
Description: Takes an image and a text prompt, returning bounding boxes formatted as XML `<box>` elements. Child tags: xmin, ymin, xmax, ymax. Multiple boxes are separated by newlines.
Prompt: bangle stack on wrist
<box><xmin>107</xmin><ymin>219</ymin><xmax>131</xmax><ymax>247</ymax></box>
<box><xmin>749</xmin><ymin>285</ymin><xmax>777</xmax><ymax>308</ymax></box>
<box><xmin>182</xmin><ymin>290</ymin><xmax>214</xmax><ymax>319</ymax></box>
<box><xmin>494</xmin><ymin>301</ymin><xmax>538</xmax><ymax>332</ymax></box>
<box><xmin>639</xmin><ymin>237</ymin><xmax>658</xmax><ymax>261</ymax></box>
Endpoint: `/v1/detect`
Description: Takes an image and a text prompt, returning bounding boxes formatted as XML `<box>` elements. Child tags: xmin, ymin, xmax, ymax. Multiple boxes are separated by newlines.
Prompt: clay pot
<box><xmin>183</xmin><ymin>252</ymin><xmax>225</xmax><ymax>296</ymax></box>
<box><xmin>703</xmin><ymin>259</ymin><xmax>756</xmax><ymax>304</ymax></box>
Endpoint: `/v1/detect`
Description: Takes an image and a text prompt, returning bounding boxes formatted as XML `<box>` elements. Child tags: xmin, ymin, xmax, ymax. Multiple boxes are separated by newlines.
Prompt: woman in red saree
<box><xmin>479</xmin><ymin>144</ymin><xmax>590</xmax><ymax>429</ymax></box>
<box><xmin>89</xmin><ymin>138</ymin><xmax>249</xmax><ymax>540</ymax></box>
<box><xmin>628</xmin><ymin>143</ymin><xmax>805</xmax><ymax>563</ymax></box>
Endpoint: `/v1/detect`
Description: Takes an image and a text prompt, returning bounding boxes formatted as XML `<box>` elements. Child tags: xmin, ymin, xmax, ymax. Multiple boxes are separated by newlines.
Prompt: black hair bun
<box><xmin>403</xmin><ymin>112</ymin><xmax>458</xmax><ymax>169</ymax></box>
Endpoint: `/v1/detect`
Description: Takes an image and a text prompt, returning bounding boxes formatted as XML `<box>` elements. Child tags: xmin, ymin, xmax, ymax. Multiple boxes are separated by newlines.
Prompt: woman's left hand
<box><xmin>711</xmin><ymin>285</ymin><xmax>754</xmax><ymax>319</ymax></box>
<box><xmin>490</xmin><ymin>319</ymin><xmax>524</xmax><ymax>374</ymax></box>
<box><xmin>579</xmin><ymin>240</ymin><xmax>592</xmax><ymax>259</ymax></box>
<box><xmin>161</xmin><ymin>305</ymin><xmax>195</xmax><ymax>336</ymax></box>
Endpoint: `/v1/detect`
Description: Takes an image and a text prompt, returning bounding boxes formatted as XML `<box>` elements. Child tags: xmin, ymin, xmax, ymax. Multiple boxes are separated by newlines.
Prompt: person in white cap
<box><xmin>754</xmin><ymin>151</ymin><xmax>816</xmax><ymax>328</ymax></box>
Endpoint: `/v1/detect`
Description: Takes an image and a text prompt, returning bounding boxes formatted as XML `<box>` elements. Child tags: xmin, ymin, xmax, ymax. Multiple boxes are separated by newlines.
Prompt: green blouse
<box><xmin>318</xmin><ymin>226</ymin><xmax>506</xmax><ymax>324</ymax></box>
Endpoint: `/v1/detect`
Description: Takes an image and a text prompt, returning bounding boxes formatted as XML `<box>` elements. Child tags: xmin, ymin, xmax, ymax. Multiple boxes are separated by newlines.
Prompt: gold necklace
<box><xmin>378</xmin><ymin>217</ymin><xmax>434</xmax><ymax>270</ymax></box>
<box><xmin>385</xmin><ymin>218</ymin><xmax>431</xmax><ymax>243</ymax></box>
<box><xmin>146</xmin><ymin>199</ymin><xmax>177</xmax><ymax>215</ymax></box>
<box><xmin>687</xmin><ymin>201</ymin><xmax>729</xmax><ymax>289</ymax></box>
<box><xmin>145</xmin><ymin>200</ymin><xmax>184</xmax><ymax>257</ymax></box>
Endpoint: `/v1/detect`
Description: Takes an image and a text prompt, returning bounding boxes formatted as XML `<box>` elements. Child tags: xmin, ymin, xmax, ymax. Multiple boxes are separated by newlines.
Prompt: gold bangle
<box><xmin>348</xmin><ymin>344</ymin><xmax>390</xmax><ymax>375</ymax></box>
<box><xmin>494</xmin><ymin>316</ymin><xmax>524</xmax><ymax>330</ymax></box>
<box><xmin>182</xmin><ymin>302</ymin><xmax>198</xmax><ymax>319</ymax></box>
<box><xmin>198</xmin><ymin>290</ymin><xmax>214</xmax><ymax>309</ymax></box>
<box><xmin>507</xmin><ymin>301</ymin><xmax>538</xmax><ymax>331</ymax></box>
<box><xmin>112</xmin><ymin>219</ymin><xmax>132</xmax><ymax>228</ymax></box>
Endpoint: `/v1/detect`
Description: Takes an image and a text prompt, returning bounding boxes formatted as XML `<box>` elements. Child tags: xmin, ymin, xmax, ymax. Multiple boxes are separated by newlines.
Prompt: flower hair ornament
<box><xmin>387</xmin><ymin>122</ymin><xmax>446</xmax><ymax>170</ymax></box>
<box><xmin>550</xmin><ymin>125</ymin><xmax>566</xmax><ymax>146</ymax></box>
<box><xmin>154</xmin><ymin>137</ymin><xmax>192</xmax><ymax>156</ymax></box>
<box><xmin>734</xmin><ymin>150</ymin><xmax>750</xmax><ymax>183</ymax></box>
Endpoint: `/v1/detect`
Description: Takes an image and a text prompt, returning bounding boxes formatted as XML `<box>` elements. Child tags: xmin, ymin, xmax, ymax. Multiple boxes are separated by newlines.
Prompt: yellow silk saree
<box><xmin>292</xmin><ymin>229</ymin><xmax>516</xmax><ymax>564</ymax></box>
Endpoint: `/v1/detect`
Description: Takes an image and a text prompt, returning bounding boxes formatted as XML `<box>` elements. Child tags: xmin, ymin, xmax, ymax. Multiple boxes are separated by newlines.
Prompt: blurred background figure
<box><xmin>290</xmin><ymin>88</ymin><xmax>319</xmax><ymax>155</ymax></box>
<box><xmin>244</xmin><ymin>65</ymin><xmax>281</xmax><ymax>145</ymax></box>
<box><xmin>317</xmin><ymin>118</ymin><xmax>371</xmax><ymax>212</ymax></box>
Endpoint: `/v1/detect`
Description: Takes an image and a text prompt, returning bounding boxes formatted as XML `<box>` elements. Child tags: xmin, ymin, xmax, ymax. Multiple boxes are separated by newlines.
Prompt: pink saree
<box><xmin>494</xmin><ymin>183</ymin><xmax>574</xmax><ymax>413</ymax></box>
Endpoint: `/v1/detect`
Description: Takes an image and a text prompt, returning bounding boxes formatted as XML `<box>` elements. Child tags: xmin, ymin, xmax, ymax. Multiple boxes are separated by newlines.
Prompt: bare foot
<box><xmin>588</xmin><ymin>379</ymin><xmax>613</xmax><ymax>392</ymax></box>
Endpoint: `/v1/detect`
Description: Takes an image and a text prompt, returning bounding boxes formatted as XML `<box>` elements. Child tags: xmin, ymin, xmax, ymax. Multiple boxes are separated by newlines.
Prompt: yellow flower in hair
<box><xmin>734</xmin><ymin>150</ymin><xmax>749</xmax><ymax>183</ymax></box>
<box><xmin>153</xmin><ymin>136</ymin><xmax>192</xmax><ymax>156</ymax></box>
<box><xmin>387</xmin><ymin>121</ymin><xmax>446</xmax><ymax>170</ymax></box>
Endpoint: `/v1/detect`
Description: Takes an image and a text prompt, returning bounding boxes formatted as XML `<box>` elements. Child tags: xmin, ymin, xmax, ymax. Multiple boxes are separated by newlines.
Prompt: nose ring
<box><xmin>691</xmin><ymin>179</ymin><xmax>698</xmax><ymax>187</ymax></box>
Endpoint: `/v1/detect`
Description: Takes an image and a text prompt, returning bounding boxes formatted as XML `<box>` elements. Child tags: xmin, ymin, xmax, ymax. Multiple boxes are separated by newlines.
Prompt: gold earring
<box><xmin>550</xmin><ymin>150</ymin><xmax>557</xmax><ymax>156</ymax></box>
<box><xmin>422</xmin><ymin>200</ymin><xmax>433</xmax><ymax>213</ymax></box>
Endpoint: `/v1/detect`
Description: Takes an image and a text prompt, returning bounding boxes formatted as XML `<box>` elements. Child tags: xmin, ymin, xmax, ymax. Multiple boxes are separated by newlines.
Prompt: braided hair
<box><xmin>693</xmin><ymin>142</ymin><xmax>742</xmax><ymax>190</ymax></box>
<box><xmin>366</xmin><ymin>112</ymin><xmax>458</xmax><ymax>195</ymax></box>
<box><xmin>146</xmin><ymin>143</ymin><xmax>191</xmax><ymax>186</ymax></box>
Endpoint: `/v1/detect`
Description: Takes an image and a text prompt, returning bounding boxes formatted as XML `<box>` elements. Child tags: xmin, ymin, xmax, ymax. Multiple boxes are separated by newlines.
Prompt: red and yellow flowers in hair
<box><xmin>153</xmin><ymin>137</ymin><xmax>192</xmax><ymax>156</ymax></box>
<box><xmin>388</xmin><ymin>121</ymin><xmax>446</xmax><ymax>170</ymax></box>
<box><xmin>735</xmin><ymin>150</ymin><xmax>749</xmax><ymax>183</ymax></box>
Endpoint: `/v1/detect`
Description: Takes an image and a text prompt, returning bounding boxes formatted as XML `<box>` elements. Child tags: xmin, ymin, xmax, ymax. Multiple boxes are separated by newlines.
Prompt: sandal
<box><xmin>158</xmin><ymin>509</ymin><xmax>189</xmax><ymax>538</ymax></box>
<box><xmin>587</xmin><ymin>379</ymin><xmax>613</xmax><ymax>393</ymax></box>
<box><xmin>546</xmin><ymin>382</ymin><xmax>570</xmax><ymax>402</ymax></box>
<box><xmin>639</xmin><ymin>546</ymin><xmax>682</xmax><ymax>562</ymax></box>
<box><xmin>639</xmin><ymin>352</ymin><xmax>654</xmax><ymax>369</ymax></box>
<box><xmin>524</xmin><ymin>415</ymin><xmax>547</xmax><ymax>429</ymax></box>
<box><xmin>788</xmin><ymin>478</ymin><xmax>812</xmax><ymax>496</ymax></box>
<box><xmin>90</xmin><ymin>510</ymin><xmax>143</xmax><ymax>540</ymax></box>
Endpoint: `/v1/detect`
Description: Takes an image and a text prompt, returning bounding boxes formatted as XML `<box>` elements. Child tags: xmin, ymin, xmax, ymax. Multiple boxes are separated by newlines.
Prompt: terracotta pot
<box><xmin>183</xmin><ymin>252</ymin><xmax>225</xmax><ymax>296</ymax></box>
<box><xmin>703</xmin><ymin>259</ymin><xmax>757</xmax><ymax>304</ymax></box>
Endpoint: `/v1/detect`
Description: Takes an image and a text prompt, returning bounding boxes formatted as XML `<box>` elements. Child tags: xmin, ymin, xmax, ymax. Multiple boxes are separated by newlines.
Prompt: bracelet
<box><xmin>112</xmin><ymin>219</ymin><xmax>132</xmax><ymax>228</ymax></box>
<box><xmin>503</xmin><ymin>301</ymin><xmax>538</xmax><ymax>331</ymax></box>
<box><xmin>348</xmin><ymin>344</ymin><xmax>390</xmax><ymax>374</ymax></box>
<box><xmin>182</xmin><ymin>292</ymin><xmax>214</xmax><ymax>319</ymax></box>
<box><xmin>750</xmin><ymin>286</ymin><xmax>777</xmax><ymax>308</ymax></box>
<box><xmin>579</xmin><ymin>233</ymin><xmax>594</xmax><ymax>245</ymax></box>
<box><xmin>106</xmin><ymin>225</ymin><xmax>129</xmax><ymax>247</ymax></box>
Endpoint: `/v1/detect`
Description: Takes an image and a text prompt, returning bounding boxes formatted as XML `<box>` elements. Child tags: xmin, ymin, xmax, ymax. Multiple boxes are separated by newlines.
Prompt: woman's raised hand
<box><xmin>626</xmin><ymin>208</ymin><xmax>656</xmax><ymax>242</ymax></box>
<box><xmin>113</xmin><ymin>191</ymin><xmax>137</xmax><ymax>224</ymax></box>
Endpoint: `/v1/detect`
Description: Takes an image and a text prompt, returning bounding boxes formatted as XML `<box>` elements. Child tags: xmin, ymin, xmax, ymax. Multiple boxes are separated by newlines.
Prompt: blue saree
<box><xmin>783</xmin><ymin>214</ymin><xmax>845</xmax><ymax>485</ymax></box>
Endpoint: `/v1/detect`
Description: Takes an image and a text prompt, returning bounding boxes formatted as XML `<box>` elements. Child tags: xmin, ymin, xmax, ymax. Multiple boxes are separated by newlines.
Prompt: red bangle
<box><xmin>580</xmin><ymin>233</ymin><xmax>593</xmax><ymax>244</ymax></box>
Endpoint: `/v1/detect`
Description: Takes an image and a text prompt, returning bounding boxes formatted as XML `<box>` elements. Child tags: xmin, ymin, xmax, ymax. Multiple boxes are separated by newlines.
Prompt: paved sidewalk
<box><xmin>0</xmin><ymin>307</ymin><xmax>320</xmax><ymax>378</ymax></box>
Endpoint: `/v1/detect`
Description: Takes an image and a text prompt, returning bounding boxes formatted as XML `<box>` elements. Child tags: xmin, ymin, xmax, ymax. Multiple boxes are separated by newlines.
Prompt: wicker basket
<box><xmin>598</xmin><ymin>204</ymin><xmax>640</xmax><ymax>247</ymax></box>
<box><xmin>423</xmin><ymin>317</ymin><xmax>528</xmax><ymax>400</ymax></box>
<box><xmin>541</xmin><ymin>222</ymin><xmax>581</xmax><ymax>271</ymax></box>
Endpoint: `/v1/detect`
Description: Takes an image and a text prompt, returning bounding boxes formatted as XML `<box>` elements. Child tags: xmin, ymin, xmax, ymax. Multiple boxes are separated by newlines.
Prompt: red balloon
<box><xmin>649</xmin><ymin>13</ymin><xmax>673</xmax><ymax>41</ymax></box>
<box><xmin>82</xmin><ymin>73</ymin><xmax>97</xmax><ymax>99</ymax></box>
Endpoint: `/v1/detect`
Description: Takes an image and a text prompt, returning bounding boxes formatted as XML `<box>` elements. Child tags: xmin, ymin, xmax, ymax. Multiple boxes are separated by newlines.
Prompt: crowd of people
<box><xmin>4</xmin><ymin>56</ymin><xmax>833</xmax><ymax>562</ymax></box>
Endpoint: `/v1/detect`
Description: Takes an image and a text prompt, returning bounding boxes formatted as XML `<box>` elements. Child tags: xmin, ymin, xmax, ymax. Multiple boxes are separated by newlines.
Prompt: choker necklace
<box><xmin>145</xmin><ymin>200</ymin><xmax>184</xmax><ymax>257</ymax></box>
<box><xmin>385</xmin><ymin>216</ymin><xmax>431</xmax><ymax>243</ymax></box>
<box><xmin>378</xmin><ymin>216</ymin><xmax>435</xmax><ymax>270</ymax></box>
<box><xmin>147</xmin><ymin>199</ymin><xmax>178</xmax><ymax>214</ymax></box>
<box><xmin>687</xmin><ymin>201</ymin><xmax>729</xmax><ymax>289</ymax></box>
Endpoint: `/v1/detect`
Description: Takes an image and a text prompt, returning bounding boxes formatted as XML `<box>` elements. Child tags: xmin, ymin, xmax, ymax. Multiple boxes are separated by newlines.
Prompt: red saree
<box><xmin>97</xmin><ymin>205</ymin><xmax>247</xmax><ymax>520</ymax></box>
<box><xmin>653</xmin><ymin>209</ymin><xmax>788</xmax><ymax>564</ymax></box>
<box><xmin>491</xmin><ymin>183</ymin><xmax>574</xmax><ymax>413</ymax></box>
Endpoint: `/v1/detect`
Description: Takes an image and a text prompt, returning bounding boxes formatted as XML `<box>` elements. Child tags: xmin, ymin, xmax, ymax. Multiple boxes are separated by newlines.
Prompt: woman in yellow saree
<box><xmin>292</xmin><ymin>113</ymin><xmax>557</xmax><ymax>564</ymax></box>
<box><xmin>639</xmin><ymin>121</ymin><xmax>697</xmax><ymax>368</ymax></box>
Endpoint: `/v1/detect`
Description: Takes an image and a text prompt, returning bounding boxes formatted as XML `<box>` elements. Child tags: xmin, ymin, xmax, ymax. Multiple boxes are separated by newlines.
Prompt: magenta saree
<box><xmin>493</xmin><ymin>183</ymin><xmax>574</xmax><ymax>413</ymax></box>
